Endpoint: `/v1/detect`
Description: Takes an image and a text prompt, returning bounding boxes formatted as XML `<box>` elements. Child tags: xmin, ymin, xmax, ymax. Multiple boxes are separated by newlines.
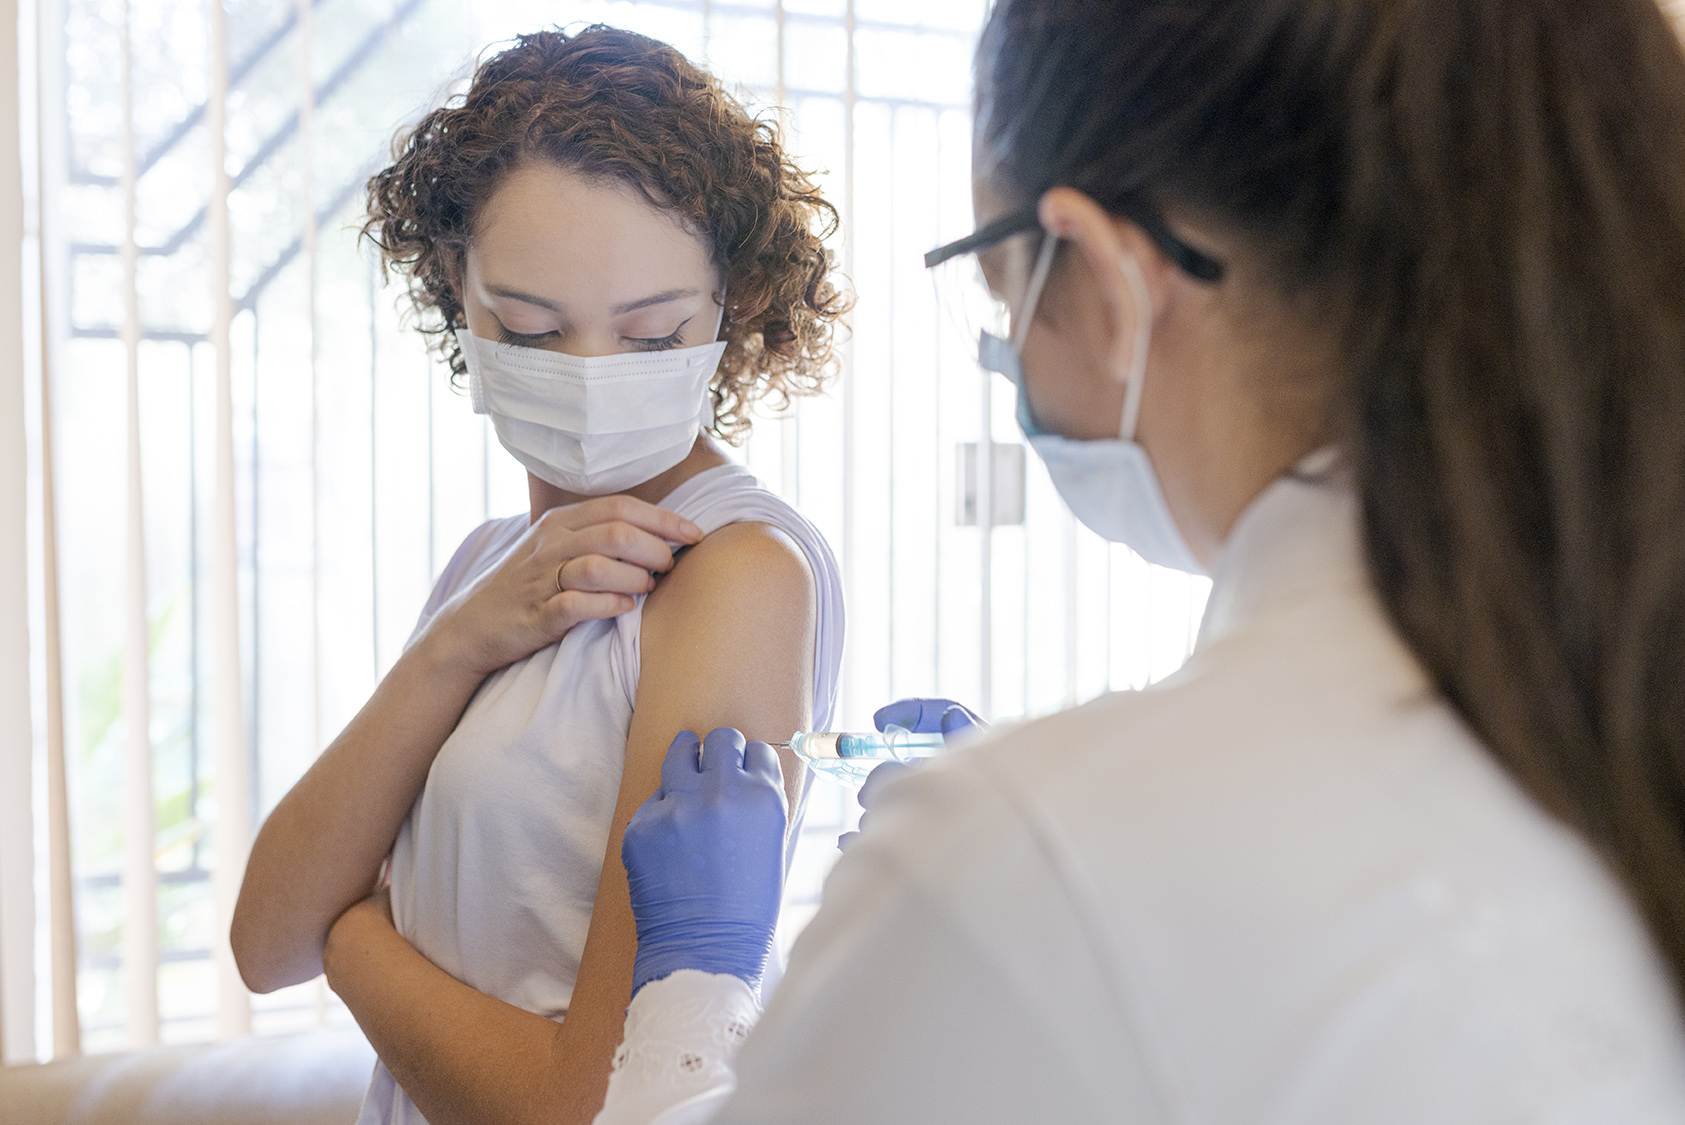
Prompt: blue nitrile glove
<box><xmin>871</xmin><ymin>696</ymin><xmax>986</xmax><ymax>737</ymax></box>
<box><xmin>623</xmin><ymin>727</ymin><xmax>788</xmax><ymax>997</ymax></box>
<box><xmin>839</xmin><ymin>698</ymin><xmax>987</xmax><ymax>850</ymax></box>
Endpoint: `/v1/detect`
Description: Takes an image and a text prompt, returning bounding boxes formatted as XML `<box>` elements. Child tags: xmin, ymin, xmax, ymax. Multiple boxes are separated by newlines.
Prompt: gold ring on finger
<box><xmin>555</xmin><ymin>559</ymin><xmax>571</xmax><ymax>596</ymax></box>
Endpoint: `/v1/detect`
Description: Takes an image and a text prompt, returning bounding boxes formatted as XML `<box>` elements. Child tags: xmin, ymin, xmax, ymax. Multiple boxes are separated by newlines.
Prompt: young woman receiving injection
<box><xmin>230</xmin><ymin>27</ymin><xmax>847</xmax><ymax>1125</ymax></box>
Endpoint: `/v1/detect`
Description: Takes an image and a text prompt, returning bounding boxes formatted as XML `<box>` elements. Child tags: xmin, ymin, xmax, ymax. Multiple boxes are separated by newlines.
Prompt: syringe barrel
<box><xmin>789</xmin><ymin>729</ymin><xmax>946</xmax><ymax>763</ymax></box>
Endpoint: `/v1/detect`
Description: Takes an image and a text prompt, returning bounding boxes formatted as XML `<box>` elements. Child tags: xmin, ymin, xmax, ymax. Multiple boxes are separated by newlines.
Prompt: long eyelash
<box><xmin>497</xmin><ymin>325</ymin><xmax>555</xmax><ymax>346</ymax></box>
<box><xmin>494</xmin><ymin>317</ymin><xmax>693</xmax><ymax>351</ymax></box>
<box><xmin>629</xmin><ymin>330</ymin><xmax>684</xmax><ymax>352</ymax></box>
<box><xmin>628</xmin><ymin>315</ymin><xmax>694</xmax><ymax>353</ymax></box>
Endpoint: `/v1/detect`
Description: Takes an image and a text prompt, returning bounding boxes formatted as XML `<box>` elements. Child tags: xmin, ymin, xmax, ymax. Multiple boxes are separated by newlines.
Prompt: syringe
<box><xmin>772</xmin><ymin>728</ymin><xmax>946</xmax><ymax>784</ymax></box>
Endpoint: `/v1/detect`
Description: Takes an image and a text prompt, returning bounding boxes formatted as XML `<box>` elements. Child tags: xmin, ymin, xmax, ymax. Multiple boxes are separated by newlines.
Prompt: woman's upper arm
<box><xmin>542</xmin><ymin>521</ymin><xmax>820</xmax><ymax>1122</ymax></box>
<box><xmin>633</xmin><ymin>520</ymin><xmax>818</xmax><ymax>761</ymax></box>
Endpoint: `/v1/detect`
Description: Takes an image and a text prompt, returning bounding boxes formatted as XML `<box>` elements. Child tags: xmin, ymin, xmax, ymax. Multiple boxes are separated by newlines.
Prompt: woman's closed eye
<box><xmin>492</xmin><ymin>315</ymin><xmax>697</xmax><ymax>351</ymax></box>
<box><xmin>496</xmin><ymin>322</ymin><xmax>558</xmax><ymax>347</ymax></box>
<box><xmin>624</xmin><ymin>317</ymin><xmax>694</xmax><ymax>352</ymax></box>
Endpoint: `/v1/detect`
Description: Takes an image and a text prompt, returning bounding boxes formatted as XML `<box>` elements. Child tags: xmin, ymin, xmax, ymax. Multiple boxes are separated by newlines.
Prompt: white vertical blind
<box><xmin>118</xmin><ymin>0</ymin><xmax>161</xmax><ymax>1048</ymax></box>
<box><xmin>31</xmin><ymin>0</ymin><xmax>80</xmax><ymax>1052</ymax></box>
<box><xmin>207</xmin><ymin>0</ymin><xmax>253</xmax><ymax>1043</ymax></box>
<box><xmin>838</xmin><ymin>0</ymin><xmax>859</xmax><ymax>724</ymax></box>
<box><xmin>11</xmin><ymin>0</ymin><xmax>1212</xmax><ymax>1053</ymax></box>
<box><xmin>41</xmin><ymin>349</ymin><xmax>80</xmax><ymax>1058</ymax></box>
<box><xmin>0</xmin><ymin>0</ymin><xmax>39</xmax><ymax>1065</ymax></box>
<box><xmin>296</xmin><ymin>0</ymin><xmax>330</xmax><ymax>1026</ymax></box>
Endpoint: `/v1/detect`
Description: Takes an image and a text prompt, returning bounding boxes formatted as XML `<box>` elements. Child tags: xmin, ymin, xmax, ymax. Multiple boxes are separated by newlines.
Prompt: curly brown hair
<box><xmin>363</xmin><ymin>25</ymin><xmax>848</xmax><ymax>439</ymax></box>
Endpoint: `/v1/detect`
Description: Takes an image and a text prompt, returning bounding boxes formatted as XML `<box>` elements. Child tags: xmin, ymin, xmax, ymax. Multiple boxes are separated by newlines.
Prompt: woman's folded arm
<box><xmin>231</xmin><ymin>631</ymin><xmax>488</xmax><ymax>993</ymax></box>
<box><xmin>233</xmin><ymin>496</ymin><xmax>700</xmax><ymax>994</ymax></box>
<box><xmin>321</xmin><ymin>520</ymin><xmax>817</xmax><ymax>1125</ymax></box>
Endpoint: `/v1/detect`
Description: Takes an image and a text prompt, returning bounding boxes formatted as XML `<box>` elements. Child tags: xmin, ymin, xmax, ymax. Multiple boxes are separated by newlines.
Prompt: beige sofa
<box><xmin>0</xmin><ymin>1027</ymin><xmax>375</xmax><ymax>1125</ymax></box>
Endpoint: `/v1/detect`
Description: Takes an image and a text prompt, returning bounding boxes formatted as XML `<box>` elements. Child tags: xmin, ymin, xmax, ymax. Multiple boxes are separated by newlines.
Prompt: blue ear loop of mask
<box><xmin>977</xmin><ymin>230</ymin><xmax>1205</xmax><ymax>574</ymax></box>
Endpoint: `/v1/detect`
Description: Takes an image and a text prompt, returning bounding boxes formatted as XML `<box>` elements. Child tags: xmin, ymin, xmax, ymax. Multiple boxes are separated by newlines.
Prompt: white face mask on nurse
<box><xmin>947</xmin><ymin>180</ymin><xmax>1339</xmax><ymax>572</ymax></box>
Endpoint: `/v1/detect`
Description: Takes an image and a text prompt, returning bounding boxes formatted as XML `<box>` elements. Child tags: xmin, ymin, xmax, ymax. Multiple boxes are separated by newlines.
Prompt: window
<box><xmin>4</xmin><ymin>0</ymin><xmax>1208</xmax><ymax>1059</ymax></box>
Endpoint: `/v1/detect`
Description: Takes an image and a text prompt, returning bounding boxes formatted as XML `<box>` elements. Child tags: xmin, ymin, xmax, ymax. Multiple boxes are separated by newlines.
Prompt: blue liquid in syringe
<box><xmin>780</xmin><ymin>728</ymin><xmax>945</xmax><ymax>784</ymax></box>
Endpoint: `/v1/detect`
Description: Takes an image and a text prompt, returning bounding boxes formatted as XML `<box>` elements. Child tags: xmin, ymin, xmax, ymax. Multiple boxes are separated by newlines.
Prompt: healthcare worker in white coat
<box><xmin>593</xmin><ymin>0</ymin><xmax>1685</xmax><ymax>1119</ymax></box>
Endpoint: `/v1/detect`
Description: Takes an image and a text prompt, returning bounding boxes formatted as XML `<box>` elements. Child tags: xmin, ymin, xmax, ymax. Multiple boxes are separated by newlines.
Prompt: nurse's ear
<box><xmin>1036</xmin><ymin>188</ymin><xmax>1180</xmax><ymax>386</ymax></box>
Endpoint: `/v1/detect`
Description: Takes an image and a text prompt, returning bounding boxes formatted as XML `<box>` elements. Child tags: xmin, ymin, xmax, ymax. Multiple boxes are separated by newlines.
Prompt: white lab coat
<box><xmin>597</xmin><ymin>469</ymin><xmax>1685</xmax><ymax>1124</ymax></box>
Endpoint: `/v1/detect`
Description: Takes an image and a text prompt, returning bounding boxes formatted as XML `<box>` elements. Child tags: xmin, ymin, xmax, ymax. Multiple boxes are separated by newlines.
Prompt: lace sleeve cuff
<box><xmin>592</xmin><ymin>970</ymin><xmax>761</xmax><ymax>1125</ymax></box>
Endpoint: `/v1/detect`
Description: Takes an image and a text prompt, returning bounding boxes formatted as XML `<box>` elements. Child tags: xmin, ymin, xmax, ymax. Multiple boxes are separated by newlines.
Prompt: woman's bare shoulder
<box><xmin>629</xmin><ymin>520</ymin><xmax>818</xmax><ymax>758</ymax></box>
<box><xmin>640</xmin><ymin>520</ymin><xmax>816</xmax><ymax>654</ymax></box>
<box><xmin>654</xmin><ymin>522</ymin><xmax>813</xmax><ymax>606</ymax></box>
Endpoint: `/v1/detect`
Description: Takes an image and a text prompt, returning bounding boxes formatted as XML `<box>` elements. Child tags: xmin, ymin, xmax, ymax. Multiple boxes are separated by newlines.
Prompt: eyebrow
<box><xmin>610</xmin><ymin>288</ymin><xmax>699</xmax><ymax>315</ymax></box>
<box><xmin>485</xmin><ymin>286</ymin><xmax>701</xmax><ymax>317</ymax></box>
<box><xmin>487</xmin><ymin>285</ymin><xmax>560</xmax><ymax>311</ymax></box>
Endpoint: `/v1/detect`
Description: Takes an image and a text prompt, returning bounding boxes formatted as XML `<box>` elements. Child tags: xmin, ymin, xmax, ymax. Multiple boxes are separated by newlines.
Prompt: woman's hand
<box><xmin>424</xmin><ymin>496</ymin><xmax>703</xmax><ymax>679</ymax></box>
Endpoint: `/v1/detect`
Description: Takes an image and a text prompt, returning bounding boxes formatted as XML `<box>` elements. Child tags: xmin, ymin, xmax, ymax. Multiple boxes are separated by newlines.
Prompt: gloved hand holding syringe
<box><xmin>618</xmin><ymin>700</ymin><xmax>987</xmax><ymax>998</ymax></box>
<box><xmin>779</xmin><ymin>698</ymin><xmax>986</xmax><ymax>785</ymax></box>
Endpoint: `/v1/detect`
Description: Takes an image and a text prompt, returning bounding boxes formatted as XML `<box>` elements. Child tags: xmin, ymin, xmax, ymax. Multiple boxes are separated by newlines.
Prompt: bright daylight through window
<box><xmin>11</xmin><ymin>0</ymin><xmax>1209</xmax><ymax>1058</ymax></box>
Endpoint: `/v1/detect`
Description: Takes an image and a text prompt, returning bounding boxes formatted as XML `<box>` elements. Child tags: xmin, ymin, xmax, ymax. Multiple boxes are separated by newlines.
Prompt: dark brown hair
<box><xmin>364</xmin><ymin>25</ymin><xmax>848</xmax><ymax>438</ymax></box>
<box><xmin>979</xmin><ymin>0</ymin><xmax>1685</xmax><ymax>998</ymax></box>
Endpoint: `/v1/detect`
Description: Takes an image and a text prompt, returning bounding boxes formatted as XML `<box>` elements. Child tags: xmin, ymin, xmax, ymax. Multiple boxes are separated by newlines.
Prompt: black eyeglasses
<box><xmin>923</xmin><ymin>201</ymin><xmax>1225</xmax><ymax>284</ymax></box>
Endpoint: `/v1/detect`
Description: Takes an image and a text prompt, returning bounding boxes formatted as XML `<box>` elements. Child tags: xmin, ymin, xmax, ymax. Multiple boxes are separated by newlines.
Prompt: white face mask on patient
<box><xmin>979</xmin><ymin>237</ymin><xmax>1205</xmax><ymax>574</ymax></box>
<box><xmin>458</xmin><ymin>326</ymin><xmax>728</xmax><ymax>496</ymax></box>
